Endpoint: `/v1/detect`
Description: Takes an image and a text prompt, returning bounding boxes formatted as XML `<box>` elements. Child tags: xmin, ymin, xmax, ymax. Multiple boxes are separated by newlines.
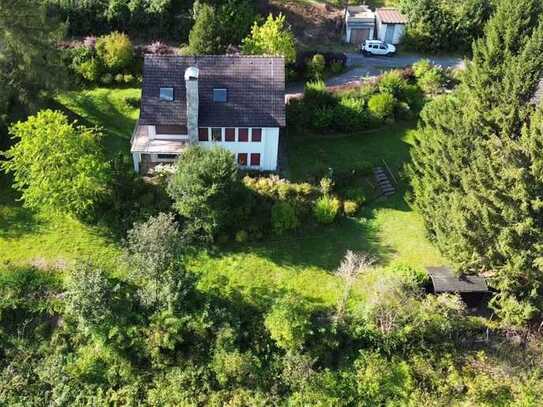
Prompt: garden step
<box><xmin>373</xmin><ymin>166</ymin><xmax>396</xmax><ymax>197</ymax></box>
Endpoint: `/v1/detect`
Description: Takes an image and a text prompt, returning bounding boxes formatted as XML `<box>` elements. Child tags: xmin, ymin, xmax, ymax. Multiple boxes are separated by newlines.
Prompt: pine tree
<box><xmin>185</xmin><ymin>3</ymin><xmax>224</xmax><ymax>55</ymax></box>
<box><xmin>408</xmin><ymin>0</ymin><xmax>543</xmax><ymax>324</ymax></box>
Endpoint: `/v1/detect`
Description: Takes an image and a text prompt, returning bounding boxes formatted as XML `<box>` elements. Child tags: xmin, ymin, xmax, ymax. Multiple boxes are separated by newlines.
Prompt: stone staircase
<box><xmin>373</xmin><ymin>166</ymin><xmax>396</xmax><ymax>197</ymax></box>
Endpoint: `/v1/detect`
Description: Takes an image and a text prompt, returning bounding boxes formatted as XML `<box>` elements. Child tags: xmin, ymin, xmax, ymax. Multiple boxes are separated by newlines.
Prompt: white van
<box><xmin>360</xmin><ymin>40</ymin><xmax>396</xmax><ymax>56</ymax></box>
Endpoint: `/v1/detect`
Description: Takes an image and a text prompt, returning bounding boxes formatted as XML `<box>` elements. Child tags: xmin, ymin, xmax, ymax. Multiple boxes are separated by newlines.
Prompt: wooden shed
<box><xmin>426</xmin><ymin>267</ymin><xmax>489</xmax><ymax>307</ymax></box>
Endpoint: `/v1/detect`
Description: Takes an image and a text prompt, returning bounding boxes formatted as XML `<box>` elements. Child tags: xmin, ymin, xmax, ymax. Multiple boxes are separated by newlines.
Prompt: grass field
<box><xmin>0</xmin><ymin>87</ymin><xmax>140</xmax><ymax>271</ymax></box>
<box><xmin>0</xmin><ymin>86</ymin><xmax>443</xmax><ymax>306</ymax></box>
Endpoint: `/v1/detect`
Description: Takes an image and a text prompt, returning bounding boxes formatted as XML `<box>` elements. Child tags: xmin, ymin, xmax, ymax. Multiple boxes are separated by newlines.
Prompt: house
<box><xmin>375</xmin><ymin>8</ymin><xmax>408</xmax><ymax>45</ymax></box>
<box><xmin>344</xmin><ymin>5</ymin><xmax>376</xmax><ymax>44</ymax></box>
<box><xmin>131</xmin><ymin>55</ymin><xmax>285</xmax><ymax>174</ymax></box>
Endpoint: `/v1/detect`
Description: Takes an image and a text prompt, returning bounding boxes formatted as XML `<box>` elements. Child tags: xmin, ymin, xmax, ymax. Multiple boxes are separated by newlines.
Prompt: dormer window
<box><xmin>160</xmin><ymin>87</ymin><xmax>174</xmax><ymax>101</ymax></box>
<box><xmin>213</xmin><ymin>88</ymin><xmax>227</xmax><ymax>102</ymax></box>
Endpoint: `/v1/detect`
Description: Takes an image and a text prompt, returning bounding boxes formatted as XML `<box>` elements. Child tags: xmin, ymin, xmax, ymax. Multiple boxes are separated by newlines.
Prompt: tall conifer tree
<box><xmin>409</xmin><ymin>0</ymin><xmax>543</xmax><ymax>324</ymax></box>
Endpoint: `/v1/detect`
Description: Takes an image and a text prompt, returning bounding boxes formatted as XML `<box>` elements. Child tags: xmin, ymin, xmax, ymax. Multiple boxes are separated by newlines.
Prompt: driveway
<box><xmin>286</xmin><ymin>53</ymin><xmax>465</xmax><ymax>99</ymax></box>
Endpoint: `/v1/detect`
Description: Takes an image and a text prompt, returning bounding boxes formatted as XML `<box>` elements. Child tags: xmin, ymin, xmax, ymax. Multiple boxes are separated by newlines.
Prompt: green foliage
<box><xmin>125</xmin><ymin>212</ymin><xmax>189</xmax><ymax>310</ymax></box>
<box><xmin>399</xmin><ymin>0</ymin><xmax>494</xmax><ymax>53</ymax></box>
<box><xmin>242</xmin><ymin>13</ymin><xmax>296</xmax><ymax>63</ymax></box>
<box><xmin>343</xmin><ymin>200</ymin><xmax>359</xmax><ymax>216</ymax></box>
<box><xmin>308</xmin><ymin>53</ymin><xmax>326</xmax><ymax>80</ymax></box>
<box><xmin>235</xmin><ymin>229</ymin><xmax>248</xmax><ymax>243</ymax></box>
<box><xmin>2</xmin><ymin>110</ymin><xmax>111</xmax><ymax>217</ymax></box>
<box><xmin>379</xmin><ymin>70</ymin><xmax>409</xmax><ymax>99</ymax></box>
<box><xmin>265</xmin><ymin>294</ymin><xmax>312</xmax><ymax>351</ymax></box>
<box><xmin>414</xmin><ymin>62</ymin><xmax>446</xmax><ymax>94</ymax></box>
<box><xmin>167</xmin><ymin>146</ymin><xmax>246</xmax><ymax>242</ymax></box>
<box><xmin>408</xmin><ymin>0</ymin><xmax>543</xmax><ymax>321</ymax></box>
<box><xmin>185</xmin><ymin>3</ymin><xmax>224</xmax><ymax>55</ymax></box>
<box><xmin>368</xmin><ymin>93</ymin><xmax>397</xmax><ymax>121</ymax></box>
<box><xmin>96</xmin><ymin>32</ymin><xmax>134</xmax><ymax>73</ymax></box>
<box><xmin>75</xmin><ymin>57</ymin><xmax>103</xmax><ymax>82</ymax></box>
<box><xmin>0</xmin><ymin>0</ymin><xmax>66</xmax><ymax>118</ymax></box>
<box><xmin>355</xmin><ymin>352</ymin><xmax>414</xmax><ymax>405</ymax></box>
<box><xmin>65</xmin><ymin>262</ymin><xmax>116</xmax><ymax>330</ymax></box>
<box><xmin>313</xmin><ymin>195</ymin><xmax>341</xmax><ymax>224</ymax></box>
<box><xmin>271</xmin><ymin>201</ymin><xmax>299</xmax><ymax>235</ymax></box>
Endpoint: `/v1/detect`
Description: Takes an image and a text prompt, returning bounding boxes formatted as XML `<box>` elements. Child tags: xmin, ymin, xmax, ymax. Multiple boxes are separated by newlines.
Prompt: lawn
<box><xmin>1</xmin><ymin>86</ymin><xmax>444</xmax><ymax>307</ymax></box>
<box><xmin>0</xmin><ymin>87</ymin><xmax>140</xmax><ymax>272</ymax></box>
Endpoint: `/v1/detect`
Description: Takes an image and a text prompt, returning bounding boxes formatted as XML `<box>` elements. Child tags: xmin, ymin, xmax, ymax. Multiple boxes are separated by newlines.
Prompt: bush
<box><xmin>313</xmin><ymin>107</ymin><xmax>335</xmax><ymax>129</ymax></box>
<box><xmin>265</xmin><ymin>294</ymin><xmax>312</xmax><ymax>351</ymax></box>
<box><xmin>100</xmin><ymin>73</ymin><xmax>113</xmax><ymax>85</ymax></box>
<box><xmin>123</xmin><ymin>74</ymin><xmax>135</xmax><ymax>84</ymax></box>
<box><xmin>308</xmin><ymin>53</ymin><xmax>325</xmax><ymax>80</ymax></box>
<box><xmin>418</xmin><ymin>67</ymin><xmax>445</xmax><ymax>94</ymax></box>
<box><xmin>304</xmin><ymin>80</ymin><xmax>336</xmax><ymax>109</ymax></box>
<box><xmin>342</xmin><ymin>186</ymin><xmax>367</xmax><ymax>205</ymax></box>
<box><xmin>271</xmin><ymin>201</ymin><xmax>299</xmax><ymax>235</ymax></box>
<box><xmin>330</xmin><ymin>60</ymin><xmax>344</xmax><ymax>74</ymax></box>
<box><xmin>114</xmin><ymin>73</ymin><xmax>124</xmax><ymax>83</ymax></box>
<box><xmin>378</xmin><ymin>70</ymin><xmax>408</xmax><ymax>99</ymax></box>
<box><xmin>334</xmin><ymin>96</ymin><xmax>369</xmax><ymax>131</ymax></box>
<box><xmin>96</xmin><ymin>32</ymin><xmax>134</xmax><ymax>73</ymax></box>
<box><xmin>368</xmin><ymin>93</ymin><xmax>396</xmax><ymax>121</ymax></box>
<box><xmin>313</xmin><ymin>195</ymin><xmax>341</xmax><ymax>224</ymax></box>
<box><xmin>343</xmin><ymin>200</ymin><xmax>359</xmax><ymax>216</ymax></box>
<box><xmin>75</xmin><ymin>58</ymin><xmax>102</xmax><ymax>82</ymax></box>
<box><xmin>235</xmin><ymin>230</ymin><xmax>248</xmax><ymax>243</ymax></box>
<box><xmin>147</xmin><ymin>41</ymin><xmax>172</xmax><ymax>55</ymax></box>
<box><xmin>412</xmin><ymin>59</ymin><xmax>433</xmax><ymax>79</ymax></box>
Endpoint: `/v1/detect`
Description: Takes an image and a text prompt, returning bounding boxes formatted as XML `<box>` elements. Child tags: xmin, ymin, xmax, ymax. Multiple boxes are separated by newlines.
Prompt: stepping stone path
<box><xmin>373</xmin><ymin>166</ymin><xmax>396</xmax><ymax>197</ymax></box>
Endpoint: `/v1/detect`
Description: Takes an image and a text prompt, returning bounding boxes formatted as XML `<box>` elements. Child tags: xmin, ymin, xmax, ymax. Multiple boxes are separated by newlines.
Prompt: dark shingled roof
<box><xmin>139</xmin><ymin>55</ymin><xmax>285</xmax><ymax>128</ymax></box>
<box><xmin>427</xmin><ymin>267</ymin><xmax>488</xmax><ymax>293</ymax></box>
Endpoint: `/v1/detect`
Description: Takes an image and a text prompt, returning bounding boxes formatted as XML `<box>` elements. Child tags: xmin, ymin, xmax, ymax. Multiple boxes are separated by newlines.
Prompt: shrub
<box><xmin>330</xmin><ymin>60</ymin><xmax>344</xmax><ymax>74</ymax></box>
<box><xmin>343</xmin><ymin>200</ymin><xmax>359</xmax><ymax>216</ymax></box>
<box><xmin>265</xmin><ymin>294</ymin><xmax>312</xmax><ymax>351</ymax></box>
<box><xmin>319</xmin><ymin>177</ymin><xmax>334</xmax><ymax>195</ymax></box>
<box><xmin>304</xmin><ymin>80</ymin><xmax>336</xmax><ymax>109</ymax></box>
<box><xmin>418</xmin><ymin>67</ymin><xmax>445</xmax><ymax>94</ymax></box>
<box><xmin>271</xmin><ymin>201</ymin><xmax>299</xmax><ymax>235</ymax></box>
<box><xmin>75</xmin><ymin>58</ymin><xmax>102</xmax><ymax>82</ymax></box>
<box><xmin>235</xmin><ymin>230</ymin><xmax>248</xmax><ymax>243</ymax></box>
<box><xmin>368</xmin><ymin>93</ymin><xmax>396</xmax><ymax>121</ymax></box>
<box><xmin>100</xmin><ymin>73</ymin><xmax>113</xmax><ymax>85</ymax></box>
<box><xmin>114</xmin><ymin>73</ymin><xmax>124</xmax><ymax>83</ymax></box>
<box><xmin>123</xmin><ymin>74</ymin><xmax>134</xmax><ymax>83</ymax></box>
<box><xmin>124</xmin><ymin>95</ymin><xmax>141</xmax><ymax>108</ymax></box>
<box><xmin>313</xmin><ymin>195</ymin><xmax>341</xmax><ymax>224</ymax></box>
<box><xmin>412</xmin><ymin>59</ymin><xmax>433</xmax><ymax>79</ymax></box>
<box><xmin>313</xmin><ymin>107</ymin><xmax>335</xmax><ymax>129</ymax></box>
<box><xmin>167</xmin><ymin>146</ymin><xmax>247</xmax><ymax>242</ymax></box>
<box><xmin>342</xmin><ymin>186</ymin><xmax>367</xmax><ymax>205</ymax></box>
<box><xmin>334</xmin><ymin>96</ymin><xmax>369</xmax><ymax>130</ymax></box>
<box><xmin>308</xmin><ymin>53</ymin><xmax>326</xmax><ymax>80</ymax></box>
<box><xmin>96</xmin><ymin>32</ymin><xmax>134</xmax><ymax>73</ymax></box>
<box><xmin>378</xmin><ymin>70</ymin><xmax>408</xmax><ymax>99</ymax></box>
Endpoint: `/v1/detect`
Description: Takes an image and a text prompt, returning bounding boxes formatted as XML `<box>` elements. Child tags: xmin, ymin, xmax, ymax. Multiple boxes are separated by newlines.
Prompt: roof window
<box><xmin>160</xmin><ymin>87</ymin><xmax>174</xmax><ymax>101</ymax></box>
<box><xmin>213</xmin><ymin>88</ymin><xmax>227</xmax><ymax>103</ymax></box>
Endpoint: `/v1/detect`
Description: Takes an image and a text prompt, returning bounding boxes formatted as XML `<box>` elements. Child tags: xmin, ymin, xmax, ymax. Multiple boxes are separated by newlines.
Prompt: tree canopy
<box><xmin>241</xmin><ymin>13</ymin><xmax>296</xmax><ymax>63</ymax></box>
<box><xmin>2</xmin><ymin>110</ymin><xmax>111</xmax><ymax>217</ymax></box>
<box><xmin>408</xmin><ymin>0</ymin><xmax>543</xmax><ymax>324</ymax></box>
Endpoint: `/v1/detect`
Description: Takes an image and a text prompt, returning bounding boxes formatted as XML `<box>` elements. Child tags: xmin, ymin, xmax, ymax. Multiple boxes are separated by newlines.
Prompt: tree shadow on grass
<box><xmin>0</xmin><ymin>175</ymin><xmax>43</xmax><ymax>240</ymax></box>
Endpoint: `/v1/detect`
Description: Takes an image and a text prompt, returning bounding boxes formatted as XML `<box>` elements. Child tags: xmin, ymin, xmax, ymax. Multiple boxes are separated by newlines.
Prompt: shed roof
<box><xmin>427</xmin><ymin>267</ymin><xmax>488</xmax><ymax>293</ymax></box>
<box><xmin>140</xmin><ymin>55</ymin><xmax>286</xmax><ymax>128</ymax></box>
<box><xmin>376</xmin><ymin>8</ymin><xmax>408</xmax><ymax>25</ymax></box>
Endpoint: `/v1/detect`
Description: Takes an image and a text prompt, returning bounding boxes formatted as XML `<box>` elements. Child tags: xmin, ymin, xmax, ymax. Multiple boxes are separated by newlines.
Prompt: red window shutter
<box><xmin>225</xmin><ymin>128</ymin><xmax>235</xmax><ymax>141</ymax></box>
<box><xmin>250</xmin><ymin>153</ymin><xmax>261</xmax><ymax>166</ymax></box>
<box><xmin>251</xmin><ymin>128</ymin><xmax>262</xmax><ymax>142</ymax></box>
<box><xmin>238</xmin><ymin>153</ymin><xmax>248</xmax><ymax>166</ymax></box>
<box><xmin>198</xmin><ymin>128</ymin><xmax>208</xmax><ymax>141</ymax></box>
<box><xmin>238</xmin><ymin>128</ymin><xmax>249</xmax><ymax>142</ymax></box>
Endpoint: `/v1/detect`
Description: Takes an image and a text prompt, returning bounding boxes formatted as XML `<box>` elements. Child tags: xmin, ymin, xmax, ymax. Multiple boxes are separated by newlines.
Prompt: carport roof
<box><xmin>427</xmin><ymin>267</ymin><xmax>488</xmax><ymax>293</ymax></box>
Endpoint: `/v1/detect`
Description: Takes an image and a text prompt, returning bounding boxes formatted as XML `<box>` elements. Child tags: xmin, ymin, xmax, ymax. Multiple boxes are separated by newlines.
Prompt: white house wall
<box><xmin>199</xmin><ymin>127</ymin><xmax>279</xmax><ymax>171</ymax></box>
<box><xmin>376</xmin><ymin>21</ymin><xmax>405</xmax><ymax>45</ymax></box>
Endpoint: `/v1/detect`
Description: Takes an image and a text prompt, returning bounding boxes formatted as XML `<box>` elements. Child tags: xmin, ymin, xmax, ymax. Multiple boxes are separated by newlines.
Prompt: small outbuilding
<box><xmin>376</xmin><ymin>8</ymin><xmax>408</xmax><ymax>45</ymax></box>
<box><xmin>426</xmin><ymin>267</ymin><xmax>489</xmax><ymax>307</ymax></box>
<box><xmin>345</xmin><ymin>5</ymin><xmax>376</xmax><ymax>44</ymax></box>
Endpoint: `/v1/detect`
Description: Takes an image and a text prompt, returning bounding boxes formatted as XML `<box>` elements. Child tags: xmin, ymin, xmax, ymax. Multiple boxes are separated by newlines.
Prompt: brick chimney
<box><xmin>184</xmin><ymin>66</ymin><xmax>199</xmax><ymax>143</ymax></box>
